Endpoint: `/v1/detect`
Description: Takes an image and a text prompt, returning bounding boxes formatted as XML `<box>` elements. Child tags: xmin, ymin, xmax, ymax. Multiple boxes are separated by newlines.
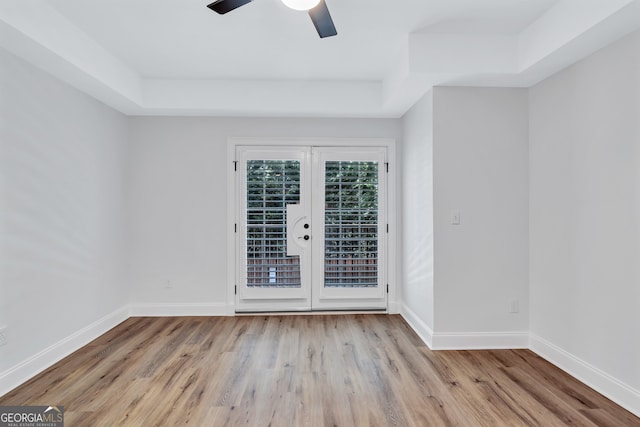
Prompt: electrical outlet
<box><xmin>509</xmin><ymin>299</ymin><xmax>519</xmax><ymax>314</ymax></box>
<box><xmin>0</xmin><ymin>326</ymin><xmax>7</xmax><ymax>347</ymax></box>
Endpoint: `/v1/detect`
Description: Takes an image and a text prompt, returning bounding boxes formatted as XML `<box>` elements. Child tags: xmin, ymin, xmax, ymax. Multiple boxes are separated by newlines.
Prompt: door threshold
<box><xmin>235</xmin><ymin>309</ymin><xmax>388</xmax><ymax>316</ymax></box>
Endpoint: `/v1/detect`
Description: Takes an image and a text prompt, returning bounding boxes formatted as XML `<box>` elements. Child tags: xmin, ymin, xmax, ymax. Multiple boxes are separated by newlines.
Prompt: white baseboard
<box><xmin>400</xmin><ymin>303</ymin><xmax>434</xmax><ymax>349</ymax></box>
<box><xmin>0</xmin><ymin>306</ymin><xmax>129</xmax><ymax>398</ymax></box>
<box><xmin>432</xmin><ymin>331</ymin><xmax>529</xmax><ymax>350</ymax></box>
<box><xmin>530</xmin><ymin>334</ymin><xmax>640</xmax><ymax>418</ymax></box>
<box><xmin>128</xmin><ymin>302</ymin><xmax>231</xmax><ymax>317</ymax></box>
<box><xmin>399</xmin><ymin>304</ymin><xmax>528</xmax><ymax>350</ymax></box>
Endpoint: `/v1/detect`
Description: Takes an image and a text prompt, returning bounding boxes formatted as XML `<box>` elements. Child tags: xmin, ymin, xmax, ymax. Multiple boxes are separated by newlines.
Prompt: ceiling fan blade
<box><xmin>308</xmin><ymin>0</ymin><xmax>337</xmax><ymax>38</ymax></box>
<box><xmin>207</xmin><ymin>0</ymin><xmax>253</xmax><ymax>14</ymax></box>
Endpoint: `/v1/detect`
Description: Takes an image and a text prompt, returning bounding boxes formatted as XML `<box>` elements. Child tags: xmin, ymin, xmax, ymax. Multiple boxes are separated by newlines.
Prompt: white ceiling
<box><xmin>1</xmin><ymin>0</ymin><xmax>640</xmax><ymax>117</ymax></box>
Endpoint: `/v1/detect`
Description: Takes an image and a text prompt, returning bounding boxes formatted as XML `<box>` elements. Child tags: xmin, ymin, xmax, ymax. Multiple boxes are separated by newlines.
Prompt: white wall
<box><xmin>529</xmin><ymin>30</ymin><xmax>640</xmax><ymax>412</ymax></box>
<box><xmin>127</xmin><ymin>117</ymin><xmax>401</xmax><ymax>312</ymax></box>
<box><xmin>400</xmin><ymin>92</ymin><xmax>435</xmax><ymax>342</ymax></box>
<box><xmin>0</xmin><ymin>49</ymin><xmax>129</xmax><ymax>384</ymax></box>
<box><xmin>432</xmin><ymin>87</ymin><xmax>529</xmax><ymax>344</ymax></box>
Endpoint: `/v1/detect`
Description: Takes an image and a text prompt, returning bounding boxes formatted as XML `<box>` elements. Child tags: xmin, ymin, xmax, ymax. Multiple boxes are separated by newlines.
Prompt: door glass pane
<box><xmin>324</xmin><ymin>161</ymin><xmax>378</xmax><ymax>288</ymax></box>
<box><xmin>246</xmin><ymin>160</ymin><xmax>301</xmax><ymax>288</ymax></box>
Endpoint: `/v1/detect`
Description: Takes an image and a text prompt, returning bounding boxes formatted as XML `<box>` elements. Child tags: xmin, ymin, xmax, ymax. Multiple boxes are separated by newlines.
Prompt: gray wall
<box><xmin>529</xmin><ymin>30</ymin><xmax>640</xmax><ymax>408</ymax></box>
<box><xmin>126</xmin><ymin>117</ymin><xmax>402</xmax><ymax>309</ymax></box>
<box><xmin>400</xmin><ymin>92</ymin><xmax>434</xmax><ymax>338</ymax></box>
<box><xmin>433</xmin><ymin>87</ymin><xmax>530</xmax><ymax>337</ymax></box>
<box><xmin>0</xmin><ymin>48</ymin><xmax>129</xmax><ymax>374</ymax></box>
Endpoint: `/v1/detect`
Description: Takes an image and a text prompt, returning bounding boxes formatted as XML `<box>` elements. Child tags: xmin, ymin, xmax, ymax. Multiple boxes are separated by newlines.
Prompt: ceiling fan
<box><xmin>207</xmin><ymin>0</ymin><xmax>337</xmax><ymax>38</ymax></box>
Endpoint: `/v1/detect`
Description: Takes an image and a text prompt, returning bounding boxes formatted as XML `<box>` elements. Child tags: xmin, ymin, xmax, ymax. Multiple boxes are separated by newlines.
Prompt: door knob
<box><xmin>299</xmin><ymin>235</ymin><xmax>310</xmax><ymax>240</ymax></box>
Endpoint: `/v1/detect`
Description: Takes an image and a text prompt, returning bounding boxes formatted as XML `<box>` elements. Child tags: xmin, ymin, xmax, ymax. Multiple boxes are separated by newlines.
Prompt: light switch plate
<box><xmin>451</xmin><ymin>210</ymin><xmax>461</xmax><ymax>225</ymax></box>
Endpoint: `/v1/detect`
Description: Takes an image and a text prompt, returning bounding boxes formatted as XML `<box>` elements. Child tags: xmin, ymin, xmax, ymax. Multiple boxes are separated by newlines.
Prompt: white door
<box><xmin>235</xmin><ymin>146</ymin><xmax>387</xmax><ymax>312</ymax></box>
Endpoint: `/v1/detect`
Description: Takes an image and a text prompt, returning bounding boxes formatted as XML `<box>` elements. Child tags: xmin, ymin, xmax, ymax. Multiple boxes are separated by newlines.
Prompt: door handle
<box><xmin>287</xmin><ymin>204</ymin><xmax>307</xmax><ymax>256</ymax></box>
<box><xmin>299</xmin><ymin>235</ymin><xmax>310</xmax><ymax>240</ymax></box>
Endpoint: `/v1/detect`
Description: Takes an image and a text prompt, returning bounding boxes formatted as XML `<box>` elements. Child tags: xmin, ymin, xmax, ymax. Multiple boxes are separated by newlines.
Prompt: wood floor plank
<box><xmin>464</xmin><ymin>350</ymin><xmax>566</xmax><ymax>426</ymax></box>
<box><xmin>1</xmin><ymin>315</ymin><xmax>638</xmax><ymax>427</ymax></box>
<box><xmin>500</xmin><ymin>365</ymin><xmax>600</xmax><ymax>426</ymax></box>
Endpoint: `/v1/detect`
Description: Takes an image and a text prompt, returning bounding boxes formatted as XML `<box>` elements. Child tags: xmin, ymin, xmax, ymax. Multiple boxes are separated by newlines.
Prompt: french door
<box><xmin>235</xmin><ymin>146</ymin><xmax>387</xmax><ymax>312</ymax></box>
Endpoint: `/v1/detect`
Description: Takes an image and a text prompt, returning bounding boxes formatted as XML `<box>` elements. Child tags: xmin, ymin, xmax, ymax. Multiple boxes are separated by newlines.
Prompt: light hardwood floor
<box><xmin>1</xmin><ymin>315</ymin><xmax>638</xmax><ymax>426</ymax></box>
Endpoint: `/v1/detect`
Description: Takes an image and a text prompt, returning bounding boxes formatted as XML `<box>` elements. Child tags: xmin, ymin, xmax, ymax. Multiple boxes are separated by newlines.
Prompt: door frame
<box><xmin>226</xmin><ymin>137</ymin><xmax>398</xmax><ymax>314</ymax></box>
